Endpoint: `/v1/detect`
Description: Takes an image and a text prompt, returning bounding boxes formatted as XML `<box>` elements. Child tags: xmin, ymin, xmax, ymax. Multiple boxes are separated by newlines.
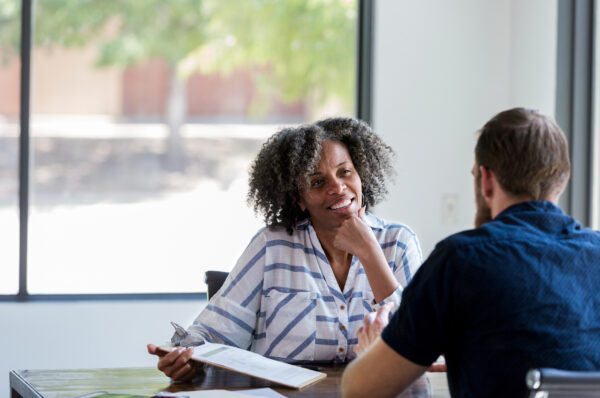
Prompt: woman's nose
<box><xmin>327</xmin><ymin>178</ymin><xmax>345</xmax><ymax>194</ymax></box>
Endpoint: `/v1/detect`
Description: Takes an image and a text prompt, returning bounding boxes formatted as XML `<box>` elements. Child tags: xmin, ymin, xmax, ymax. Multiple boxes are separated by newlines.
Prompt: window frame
<box><xmin>555</xmin><ymin>0</ymin><xmax>597</xmax><ymax>226</ymax></box>
<box><xmin>1</xmin><ymin>0</ymin><xmax>374</xmax><ymax>302</ymax></box>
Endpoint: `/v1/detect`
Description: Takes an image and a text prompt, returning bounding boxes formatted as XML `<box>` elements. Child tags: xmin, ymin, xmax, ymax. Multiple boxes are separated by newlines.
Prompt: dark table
<box><xmin>10</xmin><ymin>364</ymin><xmax>450</xmax><ymax>398</ymax></box>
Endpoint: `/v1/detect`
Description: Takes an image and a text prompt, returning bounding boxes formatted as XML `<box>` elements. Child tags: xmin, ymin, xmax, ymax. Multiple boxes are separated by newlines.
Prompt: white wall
<box><xmin>373</xmin><ymin>0</ymin><xmax>557</xmax><ymax>256</ymax></box>
<box><xmin>1</xmin><ymin>1</ymin><xmax>558</xmax><ymax>395</ymax></box>
<box><xmin>1</xmin><ymin>300</ymin><xmax>204</xmax><ymax>395</ymax></box>
<box><xmin>509</xmin><ymin>0</ymin><xmax>557</xmax><ymax>116</ymax></box>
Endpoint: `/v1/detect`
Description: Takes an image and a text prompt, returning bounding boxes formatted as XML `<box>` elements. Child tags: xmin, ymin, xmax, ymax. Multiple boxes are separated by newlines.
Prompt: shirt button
<box><xmin>340</xmin><ymin>305</ymin><xmax>345</xmax><ymax>310</ymax></box>
<box><xmin>340</xmin><ymin>325</ymin><xmax>346</xmax><ymax>331</ymax></box>
<box><xmin>338</xmin><ymin>347</ymin><xmax>344</xmax><ymax>352</ymax></box>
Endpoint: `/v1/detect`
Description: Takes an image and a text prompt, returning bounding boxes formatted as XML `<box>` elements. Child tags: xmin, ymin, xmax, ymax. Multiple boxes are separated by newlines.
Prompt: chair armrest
<box><xmin>527</xmin><ymin>368</ymin><xmax>600</xmax><ymax>392</ymax></box>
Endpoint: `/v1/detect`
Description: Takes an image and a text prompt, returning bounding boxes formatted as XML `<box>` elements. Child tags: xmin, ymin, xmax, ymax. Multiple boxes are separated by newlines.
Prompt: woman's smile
<box><xmin>328</xmin><ymin>197</ymin><xmax>355</xmax><ymax>212</ymax></box>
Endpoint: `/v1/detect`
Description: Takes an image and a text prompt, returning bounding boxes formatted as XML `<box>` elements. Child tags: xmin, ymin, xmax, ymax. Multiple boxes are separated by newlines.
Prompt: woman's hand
<box><xmin>333</xmin><ymin>207</ymin><xmax>378</xmax><ymax>258</ymax></box>
<box><xmin>147</xmin><ymin>344</ymin><xmax>199</xmax><ymax>381</ymax></box>
<box><xmin>334</xmin><ymin>207</ymin><xmax>399</xmax><ymax>302</ymax></box>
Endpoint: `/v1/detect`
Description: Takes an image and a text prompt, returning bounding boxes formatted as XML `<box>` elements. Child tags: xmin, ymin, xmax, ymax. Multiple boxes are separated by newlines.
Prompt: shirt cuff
<box><xmin>171</xmin><ymin>328</ymin><xmax>209</xmax><ymax>346</ymax></box>
<box><xmin>371</xmin><ymin>285</ymin><xmax>403</xmax><ymax>311</ymax></box>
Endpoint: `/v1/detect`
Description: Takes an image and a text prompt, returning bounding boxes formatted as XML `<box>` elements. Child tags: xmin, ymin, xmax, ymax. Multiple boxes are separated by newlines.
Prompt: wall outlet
<box><xmin>442</xmin><ymin>194</ymin><xmax>459</xmax><ymax>225</ymax></box>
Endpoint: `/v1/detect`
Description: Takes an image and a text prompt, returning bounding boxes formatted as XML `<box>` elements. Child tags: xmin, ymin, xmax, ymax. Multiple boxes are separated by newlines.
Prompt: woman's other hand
<box><xmin>147</xmin><ymin>344</ymin><xmax>199</xmax><ymax>381</ymax></box>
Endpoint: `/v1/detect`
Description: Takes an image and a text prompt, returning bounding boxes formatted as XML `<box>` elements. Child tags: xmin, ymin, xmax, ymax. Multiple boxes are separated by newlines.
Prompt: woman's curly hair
<box><xmin>247</xmin><ymin>117</ymin><xmax>395</xmax><ymax>234</ymax></box>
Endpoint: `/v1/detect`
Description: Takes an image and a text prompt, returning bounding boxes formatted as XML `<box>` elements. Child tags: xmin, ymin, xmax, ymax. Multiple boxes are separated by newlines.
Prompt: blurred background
<box><xmin>0</xmin><ymin>0</ymin><xmax>357</xmax><ymax>295</ymax></box>
<box><xmin>2</xmin><ymin>0</ymin><xmax>599</xmax><ymax>394</ymax></box>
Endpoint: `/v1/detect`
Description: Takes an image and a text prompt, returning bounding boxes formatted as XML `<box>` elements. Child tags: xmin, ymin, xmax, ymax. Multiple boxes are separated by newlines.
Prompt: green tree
<box><xmin>0</xmin><ymin>0</ymin><xmax>356</xmax><ymax>169</ymax></box>
<box><xmin>193</xmin><ymin>0</ymin><xmax>356</xmax><ymax>118</ymax></box>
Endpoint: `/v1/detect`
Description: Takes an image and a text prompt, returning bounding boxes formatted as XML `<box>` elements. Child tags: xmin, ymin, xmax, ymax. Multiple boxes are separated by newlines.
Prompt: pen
<box><xmin>170</xmin><ymin>321</ymin><xmax>205</xmax><ymax>347</ymax></box>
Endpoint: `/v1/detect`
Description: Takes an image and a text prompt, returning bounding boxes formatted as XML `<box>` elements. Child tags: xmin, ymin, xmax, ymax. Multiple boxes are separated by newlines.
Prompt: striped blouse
<box><xmin>182</xmin><ymin>212</ymin><xmax>422</xmax><ymax>362</ymax></box>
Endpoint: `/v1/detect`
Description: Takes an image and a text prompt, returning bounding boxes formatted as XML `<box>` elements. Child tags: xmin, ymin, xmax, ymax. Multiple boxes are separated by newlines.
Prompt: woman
<box><xmin>148</xmin><ymin>117</ymin><xmax>422</xmax><ymax>381</ymax></box>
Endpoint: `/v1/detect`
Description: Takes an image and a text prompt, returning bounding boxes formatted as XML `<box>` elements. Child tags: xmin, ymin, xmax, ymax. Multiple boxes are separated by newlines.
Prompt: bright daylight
<box><xmin>0</xmin><ymin>0</ymin><xmax>357</xmax><ymax>294</ymax></box>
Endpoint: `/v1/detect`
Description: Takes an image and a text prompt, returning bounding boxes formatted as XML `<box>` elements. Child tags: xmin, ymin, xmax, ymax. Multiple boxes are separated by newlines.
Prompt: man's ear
<box><xmin>479</xmin><ymin>165</ymin><xmax>495</xmax><ymax>201</ymax></box>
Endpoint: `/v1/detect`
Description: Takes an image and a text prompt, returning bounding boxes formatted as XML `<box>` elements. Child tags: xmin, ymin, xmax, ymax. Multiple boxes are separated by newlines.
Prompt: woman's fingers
<box><xmin>147</xmin><ymin>344</ymin><xmax>167</xmax><ymax>357</ymax></box>
<box><xmin>147</xmin><ymin>344</ymin><xmax>158</xmax><ymax>355</ymax></box>
<box><xmin>358</xmin><ymin>206</ymin><xmax>366</xmax><ymax>219</ymax></box>
<box><xmin>334</xmin><ymin>214</ymin><xmax>373</xmax><ymax>255</ymax></box>
<box><xmin>171</xmin><ymin>362</ymin><xmax>197</xmax><ymax>381</ymax></box>
<box><xmin>158</xmin><ymin>347</ymin><xmax>195</xmax><ymax>378</ymax></box>
<box><xmin>157</xmin><ymin>348</ymin><xmax>183</xmax><ymax>371</ymax></box>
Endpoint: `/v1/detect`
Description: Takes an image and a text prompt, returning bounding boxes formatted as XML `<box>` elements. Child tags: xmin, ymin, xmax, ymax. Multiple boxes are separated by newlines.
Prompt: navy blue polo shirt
<box><xmin>382</xmin><ymin>201</ymin><xmax>600</xmax><ymax>398</ymax></box>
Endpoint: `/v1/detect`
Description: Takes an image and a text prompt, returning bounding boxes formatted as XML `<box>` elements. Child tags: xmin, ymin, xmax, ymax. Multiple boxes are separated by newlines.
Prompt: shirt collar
<box><xmin>495</xmin><ymin>200</ymin><xmax>564</xmax><ymax>220</ymax></box>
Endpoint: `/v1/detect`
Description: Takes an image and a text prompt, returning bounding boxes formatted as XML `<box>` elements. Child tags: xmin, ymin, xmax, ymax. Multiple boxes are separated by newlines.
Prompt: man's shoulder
<box><xmin>434</xmin><ymin>226</ymin><xmax>490</xmax><ymax>251</ymax></box>
<box><xmin>435</xmin><ymin>215</ymin><xmax>545</xmax><ymax>250</ymax></box>
<box><xmin>426</xmin><ymin>224</ymin><xmax>512</xmax><ymax>267</ymax></box>
<box><xmin>429</xmin><ymin>216</ymin><xmax>600</xmax><ymax>275</ymax></box>
<box><xmin>438</xmin><ymin>212</ymin><xmax>600</xmax><ymax>251</ymax></box>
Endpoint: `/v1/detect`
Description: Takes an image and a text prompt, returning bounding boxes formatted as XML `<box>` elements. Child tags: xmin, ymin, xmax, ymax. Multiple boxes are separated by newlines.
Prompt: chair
<box><xmin>204</xmin><ymin>271</ymin><xmax>229</xmax><ymax>300</ymax></box>
<box><xmin>526</xmin><ymin>368</ymin><xmax>600</xmax><ymax>397</ymax></box>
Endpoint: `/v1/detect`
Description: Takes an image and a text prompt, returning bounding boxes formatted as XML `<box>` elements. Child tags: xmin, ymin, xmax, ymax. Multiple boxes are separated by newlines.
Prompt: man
<box><xmin>342</xmin><ymin>108</ymin><xmax>600</xmax><ymax>397</ymax></box>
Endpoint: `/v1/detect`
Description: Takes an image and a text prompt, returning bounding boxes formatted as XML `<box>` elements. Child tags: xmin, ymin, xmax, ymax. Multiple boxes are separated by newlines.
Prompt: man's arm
<box><xmin>342</xmin><ymin>337</ymin><xmax>428</xmax><ymax>398</ymax></box>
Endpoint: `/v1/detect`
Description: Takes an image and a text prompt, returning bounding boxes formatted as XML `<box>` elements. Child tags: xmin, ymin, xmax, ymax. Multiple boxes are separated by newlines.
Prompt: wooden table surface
<box><xmin>10</xmin><ymin>365</ymin><xmax>450</xmax><ymax>398</ymax></box>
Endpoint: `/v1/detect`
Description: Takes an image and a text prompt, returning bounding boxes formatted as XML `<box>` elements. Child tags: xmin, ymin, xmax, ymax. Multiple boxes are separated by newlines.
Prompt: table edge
<box><xmin>10</xmin><ymin>370</ymin><xmax>44</xmax><ymax>398</ymax></box>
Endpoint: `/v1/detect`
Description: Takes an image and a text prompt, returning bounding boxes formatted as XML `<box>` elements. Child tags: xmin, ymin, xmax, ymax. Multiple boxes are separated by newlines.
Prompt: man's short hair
<box><xmin>475</xmin><ymin>107</ymin><xmax>571</xmax><ymax>200</ymax></box>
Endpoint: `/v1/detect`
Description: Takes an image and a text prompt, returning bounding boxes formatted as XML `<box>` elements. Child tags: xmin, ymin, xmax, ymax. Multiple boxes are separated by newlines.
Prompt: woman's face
<box><xmin>298</xmin><ymin>140</ymin><xmax>363</xmax><ymax>233</ymax></box>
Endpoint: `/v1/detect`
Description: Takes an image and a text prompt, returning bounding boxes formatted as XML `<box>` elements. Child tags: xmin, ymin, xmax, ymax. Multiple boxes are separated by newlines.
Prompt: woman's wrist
<box><xmin>355</xmin><ymin>237</ymin><xmax>385</xmax><ymax>265</ymax></box>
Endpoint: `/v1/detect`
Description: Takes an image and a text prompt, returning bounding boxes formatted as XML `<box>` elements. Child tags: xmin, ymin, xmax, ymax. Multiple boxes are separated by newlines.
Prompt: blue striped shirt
<box><xmin>184</xmin><ymin>213</ymin><xmax>422</xmax><ymax>362</ymax></box>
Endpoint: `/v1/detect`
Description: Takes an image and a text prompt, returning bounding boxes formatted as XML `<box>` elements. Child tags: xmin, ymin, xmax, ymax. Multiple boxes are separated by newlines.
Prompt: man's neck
<box><xmin>490</xmin><ymin>194</ymin><xmax>558</xmax><ymax>219</ymax></box>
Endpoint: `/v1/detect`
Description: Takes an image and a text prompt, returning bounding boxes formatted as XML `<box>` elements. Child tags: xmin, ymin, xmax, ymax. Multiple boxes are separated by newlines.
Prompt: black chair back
<box><xmin>204</xmin><ymin>271</ymin><xmax>229</xmax><ymax>300</ymax></box>
<box><xmin>526</xmin><ymin>368</ymin><xmax>600</xmax><ymax>397</ymax></box>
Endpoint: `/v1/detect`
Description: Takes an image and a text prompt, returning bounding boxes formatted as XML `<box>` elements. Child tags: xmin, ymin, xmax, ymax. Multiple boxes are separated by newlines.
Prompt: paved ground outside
<box><xmin>0</xmin><ymin>119</ymin><xmax>288</xmax><ymax>294</ymax></box>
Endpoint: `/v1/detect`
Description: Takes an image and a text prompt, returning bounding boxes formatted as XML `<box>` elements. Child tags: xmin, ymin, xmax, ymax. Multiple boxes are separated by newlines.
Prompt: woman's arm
<box><xmin>148</xmin><ymin>231</ymin><xmax>268</xmax><ymax>381</ymax></box>
<box><xmin>334</xmin><ymin>208</ymin><xmax>399</xmax><ymax>302</ymax></box>
<box><xmin>186</xmin><ymin>231</ymin><xmax>267</xmax><ymax>348</ymax></box>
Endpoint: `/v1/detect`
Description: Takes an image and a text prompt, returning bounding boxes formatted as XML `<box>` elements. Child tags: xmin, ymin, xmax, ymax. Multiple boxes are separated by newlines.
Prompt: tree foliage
<box><xmin>205</xmin><ymin>0</ymin><xmax>357</xmax><ymax>113</ymax></box>
<box><xmin>0</xmin><ymin>0</ymin><xmax>356</xmax><ymax>116</ymax></box>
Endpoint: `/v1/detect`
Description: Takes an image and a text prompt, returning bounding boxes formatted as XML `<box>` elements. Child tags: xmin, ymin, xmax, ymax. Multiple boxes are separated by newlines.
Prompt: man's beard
<box><xmin>474</xmin><ymin>175</ymin><xmax>492</xmax><ymax>228</ymax></box>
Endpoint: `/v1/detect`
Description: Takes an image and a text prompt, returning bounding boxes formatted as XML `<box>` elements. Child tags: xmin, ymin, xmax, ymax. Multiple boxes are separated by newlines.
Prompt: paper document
<box><xmin>159</xmin><ymin>343</ymin><xmax>325</xmax><ymax>389</ymax></box>
<box><xmin>153</xmin><ymin>388</ymin><xmax>286</xmax><ymax>398</ymax></box>
<box><xmin>237</xmin><ymin>388</ymin><xmax>287</xmax><ymax>398</ymax></box>
<box><xmin>153</xmin><ymin>391</ymin><xmax>256</xmax><ymax>397</ymax></box>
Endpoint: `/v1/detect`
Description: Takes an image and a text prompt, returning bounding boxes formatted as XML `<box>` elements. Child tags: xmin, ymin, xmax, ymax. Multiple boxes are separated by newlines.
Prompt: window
<box><xmin>2</xmin><ymin>0</ymin><xmax>367</xmax><ymax>297</ymax></box>
<box><xmin>0</xmin><ymin>0</ymin><xmax>20</xmax><ymax>294</ymax></box>
<box><xmin>555</xmin><ymin>0</ymin><xmax>597</xmax><ymax>227</ymax></box>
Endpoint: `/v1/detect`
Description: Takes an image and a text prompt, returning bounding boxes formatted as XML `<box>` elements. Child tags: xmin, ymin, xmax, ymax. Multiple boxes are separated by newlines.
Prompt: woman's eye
<box><xmin>311</xmin><ymin>179</ymin><xmax>324</xmax><ymax>187</ymax></box>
